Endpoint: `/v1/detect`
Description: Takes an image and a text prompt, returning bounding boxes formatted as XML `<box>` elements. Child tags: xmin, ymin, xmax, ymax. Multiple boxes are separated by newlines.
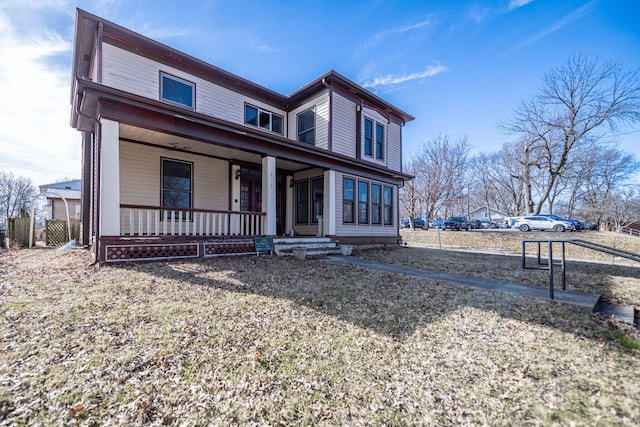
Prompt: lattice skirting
<box><xmin>204</xmin><ymin>241</ymin><xmax>255</xmax><ymax>257</ymax></box>
<box><xmin>105</xmin><ymin>243</ymin><xmax>200</xmax><ymax>262</ymax></box>
<box><xmin>103</xmin><ymin>240</ymin><xmax>256</xmax><ymax>263</ymax></box>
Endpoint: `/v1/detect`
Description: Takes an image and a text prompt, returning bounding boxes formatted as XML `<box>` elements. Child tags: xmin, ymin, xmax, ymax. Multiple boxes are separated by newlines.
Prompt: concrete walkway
<box><xmin>317</xmin><ymin>255</ymin><xmax>601</xmax><ymax>311</ymax></box>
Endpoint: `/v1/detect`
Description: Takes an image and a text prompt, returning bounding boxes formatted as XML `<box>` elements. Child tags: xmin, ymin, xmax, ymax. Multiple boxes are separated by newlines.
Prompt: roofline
<box><xmin>73</xmin><ymin>9</ymin><xmax>414</xmax><ymax>122</ymax></box>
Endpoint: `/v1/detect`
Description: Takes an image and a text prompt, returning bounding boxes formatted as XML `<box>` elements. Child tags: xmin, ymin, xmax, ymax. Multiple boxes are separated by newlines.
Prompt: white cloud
<box><xmin>0</xmin><ymin>7</ymin><xmax>81</xmax><ymax>185</ymax></box>
<box><xmin>508</xmin><ymin>0</ymin><xmax>534</xmax><ymax>11</ymax></box>
<box><xmin>362</xmin><ymin>65</ymin><xmax>447</xmax><ymax>89</ymax></box>
<box><xmin>508</xmin><ymin>1</ymin><xmax>596</xmax><ymax>54</ymax></box>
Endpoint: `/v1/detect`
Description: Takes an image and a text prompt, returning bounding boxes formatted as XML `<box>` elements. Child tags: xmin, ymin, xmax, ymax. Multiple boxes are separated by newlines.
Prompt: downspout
<box><xmin>75</xmin><ymin>92</ymin><xmax>102</xmax><ymax>264</ymax></box>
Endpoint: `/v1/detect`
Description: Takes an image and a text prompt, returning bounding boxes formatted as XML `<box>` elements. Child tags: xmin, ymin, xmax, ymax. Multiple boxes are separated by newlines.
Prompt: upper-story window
<box><xmin>375</xmin><ymin>123</ymin><xmax>384</xmax><ymax>160</ymax></box>
<box><xmin>160</xmin><ymin>72</ymin><xmax>195</xmax><ymax>109</ymax></box>
<box><xmin>297</xmin><ymin>108</ymin><xmax>315</xmax><ymax>145</ymax></box>
<box><xmin>245</xmin><ymin>104</ymin><xmax>283</xmax><ymax>134</ymax></box>
<box><xmin>364</xmin><ymin>119</ymin><xmax>373</xmax><ymax>156</ymax></box>
<box><xmin>364</xmin><ymin>118</ymin><xmax>384</xmax><ymax>160</ymax></box>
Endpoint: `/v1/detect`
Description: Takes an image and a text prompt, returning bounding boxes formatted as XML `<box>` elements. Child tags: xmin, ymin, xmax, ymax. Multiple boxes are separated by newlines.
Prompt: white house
<box><xmin>70</xmin><ymin>9</ymin><xmax>414</xmax><ymax>263</ymax></box>
<box><xmin>39</xmin><ymin>180</ymin><xmax>82</xmax><ymax>220</ymax></box>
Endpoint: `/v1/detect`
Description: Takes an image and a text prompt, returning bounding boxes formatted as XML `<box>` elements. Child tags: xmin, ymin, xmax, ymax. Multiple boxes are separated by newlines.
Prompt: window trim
<box><xmin>383</xmin><ymin>186</ymin><xmax>393</xmax><ymax>226</ymax></box>
<box><xmin>160</xmin><ymin>72</ymin><xmax>195</xmax><ymax>110</ymax></box>
<box><xmin>343</xmin><ymin>177</ymin><xmax>355</xmax><ymax>224</ymax></box>
<box><xmin>364</xmin><ymin>118</ymin><xmax>373</xmax><ymax>157</ymax></box>
<box><xmin>244</xmin><ymin>103</ymin><xmax>284</xmax><ymax>135</ymax></box>
<box><xmin>297</xmin><ymin>107</ymin><xmax>316</xmax><ymax>145</ymax></box>
<box><xmin>375</xmin><ymin>122</ymin><xmax>384</xmax><ymax>160</ymax></box>
<box><xmin>295</xmin><ymin>180</ymin><xmax>309</xmax><ymax>225</ymax></box>
<box><xmin>311</xmin><ymin>177</ymin><xmax>324</xmax><ymax>224</ymax></box>
<box><xmin>358</xmin><ymin>180</ymin><xmax>370</xmax><ymax>225</ymax></box>
<box><xmin>161</xmin><ymin>157</ymin><xmax>193</xmax><ymax>220</ymax></box>
<box><xmin>371</xmin><ymin>183</ymin><xmax>382</xmax><ymax>225</ymax></box>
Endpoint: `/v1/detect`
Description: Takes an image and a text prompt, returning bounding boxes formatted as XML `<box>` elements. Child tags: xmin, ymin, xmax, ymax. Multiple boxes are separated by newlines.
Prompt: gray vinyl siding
<box><xmin>331</xmin><ymin>92</ymin><xmax>356</xmax><ymax>157</ymax></box>
<box><xmin>288</xmin><ymin>91</ymin><xmax>329</xmax><ymax>150</ymax></box>
<box><xmin>334</xmin><ymin>172</ymin><xmax>398</xmax><ymax>237</ymax></box>
<box><xmin>119</xmin><ymin>141</ymin><xmax>228</xmax><ymax>210</ymax></box>
<box><xmin>101</xmin><ymin>43</ymin><xmax>286</xmax><ymax>132</ymax></box>
<box><xmin>387</xmin><ymin>121</ymin><xmax>402</xmax><ymax>172</ymax></box>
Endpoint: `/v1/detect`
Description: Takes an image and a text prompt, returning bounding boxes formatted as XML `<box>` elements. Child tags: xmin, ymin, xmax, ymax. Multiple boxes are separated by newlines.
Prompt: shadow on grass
<box><xmin>119</xmin><ymin>251</ymin><xmax>637</xmax><ymax>346</ymax></box>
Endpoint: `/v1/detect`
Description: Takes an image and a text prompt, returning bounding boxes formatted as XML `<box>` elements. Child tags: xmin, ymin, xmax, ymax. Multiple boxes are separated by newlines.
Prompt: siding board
<box><xmin>102</xmin><ymin>43</ymin><xmax>286</xmax><ymax>132</ymax></box>
<box><xmin>119</xmin><ymin>141</ymin><xmax>228</xmax><ymax>210</ymax></box>
<box><xmin>331</xmin><ymin>93</ymin><xmax>356</xmax><ymax>157</ymax></box>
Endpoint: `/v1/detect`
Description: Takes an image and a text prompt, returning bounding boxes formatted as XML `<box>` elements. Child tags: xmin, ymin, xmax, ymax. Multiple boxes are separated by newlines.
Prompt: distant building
<box><xmin>468</xmin><ymin>206</ymin><xmax>509</xmax><ymax>222</ymax></box>
<box><xmin>39</xmin><ymin>180</ymin><xmax>81</xmax><ymax>220</ymax></box>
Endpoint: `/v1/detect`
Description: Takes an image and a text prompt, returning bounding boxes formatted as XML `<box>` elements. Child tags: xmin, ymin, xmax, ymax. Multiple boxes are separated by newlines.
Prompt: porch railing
<box><xmin>120</xmin><ymin>204</ymin><xmax>266</xmax><ymax>237</ymax></box>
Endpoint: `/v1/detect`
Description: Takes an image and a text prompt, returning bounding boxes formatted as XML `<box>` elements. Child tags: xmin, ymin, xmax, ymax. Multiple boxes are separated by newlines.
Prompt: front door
<box><xmin>238</xmin><ymin>166</ymin><xmax>287</xmax><ymax>235</ymax></box>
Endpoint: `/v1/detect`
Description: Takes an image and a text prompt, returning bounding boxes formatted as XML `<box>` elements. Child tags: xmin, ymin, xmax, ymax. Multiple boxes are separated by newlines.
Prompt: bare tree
<box><xmin>501</xmin><ymin>55</ymin><xmax>640</xmax><ymax>214</ymax></box>
<box><xmin>400</xmin><ymin>134</ymin><xmax>470</xmax><ymax>225</ymax></box>
<box><xmin>399</xmin><ymin>160</ymin><xmax>422</xmax><ymax>229</ymax></box>
<box><xmin>0</xmin><ymin>172</ymin><xmax>36</xmax><ymax>229</ymax></box>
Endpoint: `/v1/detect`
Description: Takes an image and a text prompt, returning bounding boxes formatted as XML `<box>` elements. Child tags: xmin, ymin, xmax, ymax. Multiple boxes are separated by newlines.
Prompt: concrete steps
<box><xmin>273</xmin><ymin>237</ymin><xmax>346</xmax><ymax>258</ymax></box>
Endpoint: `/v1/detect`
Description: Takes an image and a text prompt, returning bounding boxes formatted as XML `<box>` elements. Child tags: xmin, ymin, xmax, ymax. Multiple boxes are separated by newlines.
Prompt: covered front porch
<box><xmin>93</xmin><ymin>118</ymin><xmax>334</xmax><ymax>262</ymax></box>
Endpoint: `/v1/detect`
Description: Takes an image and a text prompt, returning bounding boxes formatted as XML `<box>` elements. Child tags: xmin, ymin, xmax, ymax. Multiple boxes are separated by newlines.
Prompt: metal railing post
<box><xmin>561</xmin><ymin>241</ymin><xmax>566</xmax><ymax>291</ymax></box>
<box><xmin>548</xmin><ymin>240</ymin><xmax>554</xmax><ymax>300</ymax></box>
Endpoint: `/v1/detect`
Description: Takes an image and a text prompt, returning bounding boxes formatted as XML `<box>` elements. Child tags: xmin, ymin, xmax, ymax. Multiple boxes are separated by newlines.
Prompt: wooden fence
<box><xmin>9</xmin><ymin>217</ymin><xmax>33</xmax><ymax>247</ymax></box>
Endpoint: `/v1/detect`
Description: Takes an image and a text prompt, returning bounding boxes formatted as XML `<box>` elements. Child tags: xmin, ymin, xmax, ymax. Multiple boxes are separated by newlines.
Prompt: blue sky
<box><xmin>1</xmin><ymin>0</ymin><xmax>639</xmax><ymax>186</ymax></box>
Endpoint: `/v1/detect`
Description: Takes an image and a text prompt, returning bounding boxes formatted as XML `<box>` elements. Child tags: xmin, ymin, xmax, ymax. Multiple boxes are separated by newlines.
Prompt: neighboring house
<box><xmin>70</xmin><ymin>9</ymin><xmax>414</xmax><ymax>263</ymax></box>
<box><xmin>39</xmin><ymin>180</ymin><xmax>82</xmax><ymax>220</ymax></box>
<box><xmin>468</xmin><ymin>207</ymin><xmax>509</xmax><ymax>222</ymax></box>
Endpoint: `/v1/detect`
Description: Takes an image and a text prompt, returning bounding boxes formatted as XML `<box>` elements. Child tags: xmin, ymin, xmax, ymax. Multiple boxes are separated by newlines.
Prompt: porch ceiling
<box><xmin>119</xmin><ymin>124</ymin><xmax>309</xmax><ymax>172</ymax></box>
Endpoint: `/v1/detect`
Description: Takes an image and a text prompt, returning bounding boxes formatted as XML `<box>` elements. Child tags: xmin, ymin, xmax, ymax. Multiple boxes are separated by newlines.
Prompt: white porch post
<box><xmin>262</xmin><ymin>156</ymin><xmax>277</xmax><ymax>235</ymax></box>
<box><xmin>323</xmin><ymin>170</ymin><xmax>336</xmax><ymax>236</ymax></box>
<box><xmin>99</xmin><ymin>119</ymin><xmax>120</xmax><ymax>236</ymax></box>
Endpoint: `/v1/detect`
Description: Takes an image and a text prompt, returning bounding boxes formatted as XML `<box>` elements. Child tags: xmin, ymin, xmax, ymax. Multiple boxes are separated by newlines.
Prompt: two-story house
<box><xmin>70</xmin><ymin>9</ymin><xmax>414</xmax><ymax>263</ymax></box>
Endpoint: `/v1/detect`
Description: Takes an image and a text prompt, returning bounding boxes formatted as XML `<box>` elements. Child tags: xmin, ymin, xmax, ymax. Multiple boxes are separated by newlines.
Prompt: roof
<box><xmin>40</xmin><ymin>179</ymin><xmax>81</xmax><ymax>191</ymax></box>
<box><xmin>71</xmin><ymin>9</ymin><xmax>414</xmax><ymax>126</ymax></box>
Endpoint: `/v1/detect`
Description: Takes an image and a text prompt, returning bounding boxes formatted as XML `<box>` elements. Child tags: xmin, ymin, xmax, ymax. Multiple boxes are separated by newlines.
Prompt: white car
<box><xmin>515</xmin><ymin>216</ymin><xmax>575</xmax><ymax>232</ymax></box>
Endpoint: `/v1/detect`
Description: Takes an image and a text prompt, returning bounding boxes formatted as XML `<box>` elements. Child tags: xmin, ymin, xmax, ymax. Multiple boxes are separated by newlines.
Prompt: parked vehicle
<box><xmin>429</xmin><ymin>219</ymin><xmax>444</xmax><ymax>228</ymax></box>
<box><xmin>443</xmin><ymin>216</ymin><xmax>470</xmax><ymax>231</ymax></box>
<box><xmin>400</xmin><ymin>217</ymin><xmax>426</xmax><ymax>229</ymax></box>
<box><xmin>532</xmin><ymin>214</ymin><xmax>584</xmax><ymax>230</ymax></box>
<box><xmin>478</xmin><ymin>219</ymin><xmax>498</xmax><ymax>229</ymax></box>
<box><xmin>470</xmin><ymin>219</ymin><xmax>482</xmax><ymax>229</ymax></box>
<box><xmin>515</xmin><ymin>216</ymin><xmax>575</xmax><ymax>232</ymax></box>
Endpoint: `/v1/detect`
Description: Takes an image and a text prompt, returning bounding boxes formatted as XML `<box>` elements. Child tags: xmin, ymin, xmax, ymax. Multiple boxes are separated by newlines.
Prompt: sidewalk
<box><xmin>317</xmin><ymin>255</ymin><xmax>601</xmax><ymax>311</ymax></box>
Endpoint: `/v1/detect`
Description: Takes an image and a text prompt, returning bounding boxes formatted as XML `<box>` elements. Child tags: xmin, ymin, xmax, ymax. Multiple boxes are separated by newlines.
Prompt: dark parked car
<box><xmin>400</xmin><ymin>217</ymin><xmax>426</xmax><ymax>229</ymax></box>
<box><xmin>443</xmin><ymin>216</ymin><xmax>470</xmax><ymax>231</ymax></box>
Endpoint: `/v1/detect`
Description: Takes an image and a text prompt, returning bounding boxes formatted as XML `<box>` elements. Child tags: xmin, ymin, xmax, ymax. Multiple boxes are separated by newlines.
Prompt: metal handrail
<box><xmin>521</xmin><ymin>238</ymin><xmax>640</xmax><ymax>299</ymax></box>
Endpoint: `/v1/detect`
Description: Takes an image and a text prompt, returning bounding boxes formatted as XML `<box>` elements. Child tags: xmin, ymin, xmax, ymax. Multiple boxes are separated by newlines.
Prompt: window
<box><xmin>383</xmin><ymin>186</ymin><xmax>393</xmax><ymax>225</ymax></box>
<box><xmin>312</xmin><ymin>178</ymin><xmax>324</xmax><ymax>224</ymax></box>
<box><xmin>375</xmin><ymin>123</ymin><xmax>384</xmax><ymax>160</ymax></box>
<box><xmin>343</xmin><ymin>178</ymin><xmax>355</xmax><ymax>223</ymax></box>
<box><xmin>364</xmin><ymin>119</ymin><xmax>373</xmax><ymax>156</ymax></box>
<box><xmin>358</xmin><ymin>181</ymin><xmax>369</xmax><ymax>224</ymax></box>
<box><xmin>160</xmin><ymin>72</ymin><xmax>194</xmax><ymax>109</ymax></box>
<box><xmin>371</xmin><ymin>184</ymin><xmax>382</xmax><ymax>225</ymax></box>
<box><xmin>162</xmin><ymin>158</ymin><xmax>192</xmax><ymax>218</ymax></box>
<box><xmin>245</xmin><ymin>104</ymin><xmax>283</xmax><ymax>134</ymax></box>
<box><xmin>297</xmin><ymin>108</ymin><xmax>315</xmax><ymax>145</ymax></box>
<box><xmin>296</xmin><ymin>180</ymin><xmax>308</xmax><ymax>224</ymax></box>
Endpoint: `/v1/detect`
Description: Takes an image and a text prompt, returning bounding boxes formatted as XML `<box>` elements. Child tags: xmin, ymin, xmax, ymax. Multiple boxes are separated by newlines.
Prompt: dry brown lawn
<box><xmin>1</xmin><ymin>238</ymin><xmax>639</xmax><ymax>425</ymax></box>
<box><xmin>381</xmin><ymin>229</ymin><xmax>640</xmax><ymax>308</ymax></box>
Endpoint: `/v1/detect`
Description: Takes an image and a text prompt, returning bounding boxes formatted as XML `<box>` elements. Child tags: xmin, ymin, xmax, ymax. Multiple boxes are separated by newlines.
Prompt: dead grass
<box><xmin>1</xmin><ymin>246</ymin><xmax>639</xmax><ymax>425</ymax></box>
<box><xmin>390</xmin><ymin>229</ymin><xmax>640</xmax><ymax>308</ymax></box>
